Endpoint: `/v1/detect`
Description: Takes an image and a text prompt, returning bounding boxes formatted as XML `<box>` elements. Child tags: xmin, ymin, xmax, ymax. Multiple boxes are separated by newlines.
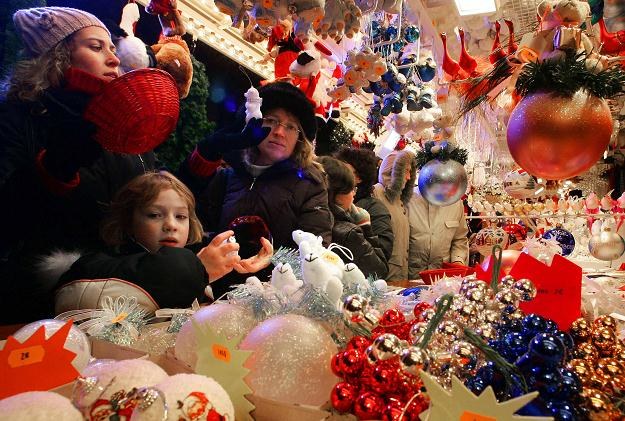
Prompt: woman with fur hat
<box><xmin>0</xmin><ymin>7</ymin><xmax>158</xmax><ymax>322</ymax></box>
<box><xmin>179</xmin><ymin>82</ymin><xmax>333</xmax><ymax>296</ymax></box>
<box><xmin>372</xmin><ymin>149</ymin><xmax>417</xmax><ymax>281</ymax></box>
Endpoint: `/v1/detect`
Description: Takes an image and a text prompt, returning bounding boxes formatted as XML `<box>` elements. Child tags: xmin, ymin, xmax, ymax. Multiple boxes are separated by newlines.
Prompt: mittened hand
<box><xmin>349</xmin><ymin>204</ymin><xmax>371</xmax><ymax>226</ymax></box>
<box><xmin>197</xmin><ymin>117</ymin><xmax>271</xmax><ymax>161</ymax></box>
<box><xmin>41</xmin><ymin>90</ymin><xmax>103</xmax><ymax>181</ymax></box>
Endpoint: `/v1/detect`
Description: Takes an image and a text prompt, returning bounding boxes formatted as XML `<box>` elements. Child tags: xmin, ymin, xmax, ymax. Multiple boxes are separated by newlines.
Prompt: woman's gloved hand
<box><xmin>41</xmin><ymin>90</ymin><xmax>103</xmax><ymax>181</ymax></box>
<box><xmin>196</xmin><ymin>117</ymin><xmax>271</xmax><ymax>161</ymax></box>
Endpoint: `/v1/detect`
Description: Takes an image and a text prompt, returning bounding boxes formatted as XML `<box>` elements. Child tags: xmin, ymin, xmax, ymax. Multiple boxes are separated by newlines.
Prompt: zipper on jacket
<box><xmin>249</xmin><ymin>177</ymin><xmax>257</xmax><ymax>190</ymax></box>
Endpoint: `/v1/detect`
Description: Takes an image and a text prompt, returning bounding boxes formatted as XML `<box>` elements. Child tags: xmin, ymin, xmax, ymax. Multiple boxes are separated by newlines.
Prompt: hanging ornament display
<box><xmin>503</xmin><ymin>169</ymin><xmax>537</xmax><ymax>199</ymax></box>
<box><xmin>506</xmin><ymin>53</ymin><xmax>624</xmax><ymax>180</ymax></box>
<box><xmin>416</xmin><ymin>141</ymin><xmax>469</xmax><ymax>207</ymax></box>
<box><xmin>542</xmin><ymin>227</ymin><xmax>576</xmax><ymax>257</ymax></box>
<box><xmin>588</xmin><ymin>220</ymin><xmax>625</xmax><ymax>261</ymax></box>
<box><xmin>502</xmin><ymin>224</ymin><xmax>527</xmax><ymax>249</ymax></box>
<box><xmin>472</xmin><ymin>227</ymin><xmax>509</xmax><ymax>257</ymax></box>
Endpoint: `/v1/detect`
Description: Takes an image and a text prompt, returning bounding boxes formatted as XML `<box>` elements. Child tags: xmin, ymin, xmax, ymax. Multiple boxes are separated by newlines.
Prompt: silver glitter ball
<box><xmin>421</xmin><ymin>308</ymin><xmax>436</xmax><ymax>323</ymax></box>
<box><xmin>476</xmin><ymin>323</ymin><xmax>498</xmax><ymax>340</ymax></box>
<box><xmin>409</xmin><ymin>321</ymin><xmax>428</xmax><ymax>345</ymax></box>
<box><xmin>482</xmin><ymin>309</ymin><xmax>500</xmax><ymax>324</ymax></box>
<box><xmin>418</xmin><ymin>159</ymin><xmax>468</xmax><ymax>206</ymax></box>
<box><xmin>365</xmin><ymin>345</ymin><xmax>379</xmax><ymax>365</ymax></box>
<box><xmin>343</xmin><ymin>294</ymin><xmax>369</xmax><ymax>321</ymax></box>
<box><xmin>499</xmin><ymin>275</ymin><xmax>516</xmax><ymax>289</ymax></box>
<box><xmin>399</xmin><ymin>346</ymin><xmax>431</xmax><ymax>376</ymax></box>
<box><xmin>372</xmin><ymin>333</ymin><xmax>401</xmax><ymax>361</ymax></box>
<box><xmin>437</xmin><ymin>320</ymin><xmax>461</xmax><ymax>339</ymax></box>
<box><xmin>494</xmin><ymin>289</ymin><xmax>520</xmax><ymax>313</ymax></box>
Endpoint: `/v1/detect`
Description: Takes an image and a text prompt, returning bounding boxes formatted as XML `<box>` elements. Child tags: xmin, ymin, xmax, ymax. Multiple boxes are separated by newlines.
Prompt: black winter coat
<box><xmin>60</xmin><ymin>243</ymin><xmax>209</xmax><ymax>309</ymax></box>
<box><xmin>331</xmin><ymin>204</ymin><xmax>388</xmax><ymax>279</ymax></box>
<box><xmin>0</xmin><ymin>95</ymin><xmax>156</xmax><ymax>323</ymax></box>
<box><xmin>187</xmin><ymin>150</ymin><xmax>333</xmax><ymax>251</ymax></box>
<box><xmin>355</xmin><ymin>196</ymin><xmax>394</xmax><ymax>261</ymax></box>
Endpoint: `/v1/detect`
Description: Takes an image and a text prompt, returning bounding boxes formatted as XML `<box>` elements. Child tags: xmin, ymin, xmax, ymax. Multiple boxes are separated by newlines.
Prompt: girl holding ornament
<box><xmin>57</xmin><ymin>171</ymin><xmax>254</xmax><ymax>311</ymax></box>
<box><xmin>179</xmin><ymin>82</ymin><xmax>333</xmax><ymax>297</ymax></box>
<box><xmin>0</xmin><ymin>7</ymin><xmax>160</xmax><ymax>323</ymax></box>
<box><xmin>317</xmin><ymin>156</ymin><xmax>388</xmax><ymax>278</ymax></box>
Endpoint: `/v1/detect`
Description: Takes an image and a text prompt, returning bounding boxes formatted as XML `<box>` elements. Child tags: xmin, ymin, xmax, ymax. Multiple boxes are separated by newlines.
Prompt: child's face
<box><xmin>132</xmin><ymin>189</ymin><xmax>190</xmax><ymax>253</ymax></box>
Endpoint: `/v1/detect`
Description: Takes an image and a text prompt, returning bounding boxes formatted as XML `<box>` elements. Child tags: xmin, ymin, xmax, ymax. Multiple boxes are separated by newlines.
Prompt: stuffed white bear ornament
<box><xmin>301</xmin><ymin>251</ymin><xmax>344</xmax><ymax>308</ymax></box>
<box><xmin>271</xmin><ymin>262</ymin><xmax>303</xmax><ymax>295</ymax></box>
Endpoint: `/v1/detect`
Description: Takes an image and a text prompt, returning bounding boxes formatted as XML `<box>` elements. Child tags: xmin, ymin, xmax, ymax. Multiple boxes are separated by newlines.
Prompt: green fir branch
<box><xmin>415</xmin><ymin>140</ymin><xmax>468</xmax><ymax>169</ymax></box>
<box><xmin>516</xmin><ymin>51</ymin><xmax>625</xmax><ymax>99</ymax></box>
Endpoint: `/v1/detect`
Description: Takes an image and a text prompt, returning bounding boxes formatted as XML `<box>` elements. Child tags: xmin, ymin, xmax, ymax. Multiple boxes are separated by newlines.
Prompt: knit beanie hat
<box><xmin>13</xmin><ymin>7</ymin><xmax>110</xmax><ymax>58</ymax></box>
<box><xmin>258</xmin><ymin>82</ymin><xmax>317</xmax><ymax>141</ymax></box>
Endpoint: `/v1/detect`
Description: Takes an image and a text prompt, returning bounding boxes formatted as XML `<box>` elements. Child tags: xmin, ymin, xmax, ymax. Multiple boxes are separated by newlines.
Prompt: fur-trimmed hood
<box><xmin>377</xmin><ymin>150</ymin><xmax>417</xmax><ymax>205</ymax></box>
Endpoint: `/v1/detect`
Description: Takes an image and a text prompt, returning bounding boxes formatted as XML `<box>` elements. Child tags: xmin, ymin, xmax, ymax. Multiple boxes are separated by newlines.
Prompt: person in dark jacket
<box><xmin>0</xmin><ymin>7</ymin><xmax>158</xmax><ymax>322</ymax></box>
<box><xmin>58</xmin><ymin>172</ymin><xmax>247</xmax><ymax>310</ymax></box>
<box><xmin>179</xmin><ymin>82</ymin><xmax>333</xmax><ymax>297</ymax></box>
<box><xmin>334</xmin><ymin>147</ymin><xmax>394</xmax><ymax>261</ymax></box>
<box><xmin>317</xmin><ymin>156</ymin><xmax>388</xmax><ymax>278</ymax></box>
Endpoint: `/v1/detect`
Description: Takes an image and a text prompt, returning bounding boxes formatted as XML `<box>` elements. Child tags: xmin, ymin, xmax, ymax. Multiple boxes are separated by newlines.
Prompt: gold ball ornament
<box><xmin>506</xmin><ymin>89</ymin><xmax>613</xmax><ymax>180</ymax></box>
<box><xmin>570</xmin><ymin>318</ymin><xmax>592</xmax><ymax>343</ymax></box>
<box><xmin>594</xmin><ymin>315</ymin><xmax>618</xmax><ymax>331</ymax></box>
<box><xmin>580</xmin><ymin>388</ymin><xmax>613</xmax><ymax>415</ymax></box>
<box><xmin>595</xmin><ymin>357</ymin><xmax>625</xmax><ymax>380</ymax></box>
<box><xmin>592</xmin><ymin>327</ymin><xmax>617</xmax><ymax>357</ymax></box>
<box><xmin>567</xmin><ymin>359</ymin><xmax>596</xmax><ymax>385</ymax></box>
<box><xmin>572</xmin><ymin>342</ymin><xmax>599</xmax><ymax>361</ymax></box>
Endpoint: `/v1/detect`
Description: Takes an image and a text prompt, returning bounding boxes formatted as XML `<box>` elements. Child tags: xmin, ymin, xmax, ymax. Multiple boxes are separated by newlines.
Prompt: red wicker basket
<box><xmin>84</xmin><ymin>68</ymin><xmax>179</xmax><ymax>154</ymax></box>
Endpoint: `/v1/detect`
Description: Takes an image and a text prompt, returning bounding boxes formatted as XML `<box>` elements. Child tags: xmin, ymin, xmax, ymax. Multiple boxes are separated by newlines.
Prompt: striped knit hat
<box><xmin>13</xmin><ymin>7</ymin><xmax>110</xmax><ymax>58</ymax></box>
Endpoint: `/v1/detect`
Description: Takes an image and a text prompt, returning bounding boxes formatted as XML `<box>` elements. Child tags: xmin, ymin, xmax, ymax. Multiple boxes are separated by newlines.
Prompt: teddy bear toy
<box><xmin>516</xmin><ymin>0</ymin><xmax>606</xmax><ymax>71</ymax></box>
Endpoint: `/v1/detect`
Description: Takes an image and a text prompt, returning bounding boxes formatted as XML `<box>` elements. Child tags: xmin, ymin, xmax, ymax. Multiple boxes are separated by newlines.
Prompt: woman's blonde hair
<box><xmin>3</xmin><ymin>37</ymin><xmax>72</xmax><ymax>102</ymax></box>
<box><xmin>101</xmin><ymin>171</ymin><xmax>204</xmax><ymax>247</ymax></box>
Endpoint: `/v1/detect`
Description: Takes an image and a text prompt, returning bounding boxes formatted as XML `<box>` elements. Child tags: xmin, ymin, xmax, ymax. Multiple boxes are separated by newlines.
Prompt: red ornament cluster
<box><xmin>330</xmin><ymin>308</ymin><xmax>431</xmax><ymax>420</ymax></box>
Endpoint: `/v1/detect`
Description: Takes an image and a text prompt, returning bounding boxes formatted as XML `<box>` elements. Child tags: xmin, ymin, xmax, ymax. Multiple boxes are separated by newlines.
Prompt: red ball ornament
<box><xmin>406</xmin><ymin>394</ymin><xmax>430</xmax><ymax>418</ymax></box>
<box><xmin>506</xmin><ymin>90</ymin><xmax>613</xmax><ymax>180</ymax></box>
<box><xmin>395</xmin><ymin>138</ymin><xmax>407</xmax><ymax>150</ymax></box>
<box><xmin>338</xmin><ymin>349</ymin><xmax>364</xmax><ymax>377</ymax></box>
<box><xmin>354</xmin><ymin>392</ymin><xmax>385</xmax><ymax>420</ymax></box>
<box><xmin>331</xmin><ymin>352</ymin><xmax>344</xmax><ymax>377</ymax></box>
<box><xmin>331</xmin><ymin>382</ymin><xmax>359</xmax><ymax>413</ymax></box>
<box><xmin>382</xmin><ymin>405</ymin><xmax>406</xmax><ymax>421</ymax></box>
<box><xmin>412</xmin><ymin>302</ymin><xmax>432</xmax><ymax>319</ymax></box>
<box><xmin>370</xmin><ymin>365</ymin><xmax>400</xmax><ymax>394</ymax></box>
<box><xmin>502</xmin><ymin>223</ymin><xmax>527</xmax><ymax>247</ymax></box>
<box><xmin>347</xmin><ymin>336</ymin><xmax>371</xmax><ymax>353</ymax></box>
<box><xmin>380</xmin><ymin>309</ymin><xmax>406</xmax><ymax>327</ymax></box>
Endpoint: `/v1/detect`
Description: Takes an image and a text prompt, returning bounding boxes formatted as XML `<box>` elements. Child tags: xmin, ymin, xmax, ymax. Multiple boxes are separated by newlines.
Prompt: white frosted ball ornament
<box><xmin>244</xmin><ymin>87</ymin><xmax>262</xmax><ymax>123</ymax></box>
<box><xmin>0</xmin><ymin>391</ymin><xmax>82</xmax><ymax>421</ymax></box>
<box><xmin>12</xmin><ymin>319</ymin><xmax>91</xmax><ymax>373</ymax></box>
<box><xmin>131</xmin><ymin>374</ymin><xmax>234</xmax><ymax>421</ymax></box>
<box><xmin>175</xmin><ymin>303</ymin><xmax>256</xmax><ymax>369</ymax></box>
<box><xmin>239</xmin><ymin>314</ymin><xmax>339</xmax><ymax>406</ymax></box>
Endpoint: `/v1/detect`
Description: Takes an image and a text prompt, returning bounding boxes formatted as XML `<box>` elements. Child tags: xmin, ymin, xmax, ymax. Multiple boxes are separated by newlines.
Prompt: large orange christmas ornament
<box><xmin>506</xmin><ymin>89</ymin><xmax>612</xmax><ymax>180</ymax></box>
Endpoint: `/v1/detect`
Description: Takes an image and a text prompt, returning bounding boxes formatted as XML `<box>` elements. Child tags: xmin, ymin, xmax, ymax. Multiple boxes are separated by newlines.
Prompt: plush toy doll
<box><xmin>146</xmin><ymin>0</ymin><xmax>193</xmax><ymax>98</ymax></box>
<box><xmin>113</xmin><ymin>2</ymin><xmax>156</xmax><ymax>74</ymax></box>
<box><xmin>271</xmin><ymin>262</ymin><xmax>303</xmax><ymax>295</ymax></box>
<box><xmin>516</xmin><ymin>0</ymin><xmax>601</xmax><ymax>68</ymax></box>
<box><xmin>265</xmin><ymin>18</ymin><xmax>304</xmax><ymax>80</ymax></box>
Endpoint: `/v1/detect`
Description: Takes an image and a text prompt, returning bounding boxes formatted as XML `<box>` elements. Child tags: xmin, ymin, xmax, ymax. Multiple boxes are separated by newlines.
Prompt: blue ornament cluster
<box><xmin>466</xmin><ymin>314</ymin><xmax>584</xmax><ymax>420</ymax></box>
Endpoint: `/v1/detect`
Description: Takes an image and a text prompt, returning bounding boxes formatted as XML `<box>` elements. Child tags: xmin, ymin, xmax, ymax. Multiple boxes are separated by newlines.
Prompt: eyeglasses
<box><xmin>262</xmin><ymin>116</ymin><xmax>301</xmax><ymax>137</ymax></box>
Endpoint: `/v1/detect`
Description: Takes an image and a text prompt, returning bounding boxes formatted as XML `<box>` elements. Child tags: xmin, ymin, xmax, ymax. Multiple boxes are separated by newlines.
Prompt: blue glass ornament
<box><xmin>392</xmin><ymin>40</ymin><xmax>405</xmax><ymax>52</ymax></box>
<box><xmin>527</xmin><ymin>333</ymin><xmax>566</xmax><ymax>366</ymax></box>
<box><xmin>399</xmin><ymin>55</ymin><xmax>416</xmax><ymax>78</ymax></box>
<box><xmin>516</xmin><ymin>397</ymin><xmax>551</xmax><ymax>416</ymax></box>
<box><xmin>503</xmin><ymin>332</ymin><xmax>529</xmax><ymax>362</ymax></box>
<box><xmin>529</xmin><ymin>368</ymin><xmax>563</xmax><ymax>398</ymax></box>
<box><xmin>417</xmin><ymin>65</ymin><xmax>436</xmax><ymax>82</ymax></box>
<box><xmin>543</xmin><ymin>227</ymin><xmax>576</xmax><ymax>256</ymax></box>
<box><xmin>403</xmin><ymin>25</ymin><xmax>420</xmax><ymax>43</ymax></box>
<box><xmin>556</xmin><ymin>368</ymin><xmax>582</xmax><ymax>400</ymax></box>
<box><xmin>522</xmin><ymin>314</ymin><xmax>548</xmax><ymax>338</ymax></box>
<box><xmin>371</xmin><ymin>20</ymin><xmax>381</xmax><ymax>40</ymax></box>
<box><xmin>554</xmin><ymin>330</ymin><xmax>574</xmax><ymax>350</ymax></box>
<box><xmin>465</xmin><ymin>377</ymin><xmax>489</xmax><ymax>395</ymax></box>
<box><xmin>546</xmin><ymin>401</ymin><xmax>579</xmax><ymax>421</ymax></box>
<box><xmin>384</xmin><ymin>25</ymin><xmax>398</xmax><ymax>41</ymax></box>
<box><xmin>544</xmin><ymin>319</ymin><xmax>559</xmax><ymax>334</ymax></box>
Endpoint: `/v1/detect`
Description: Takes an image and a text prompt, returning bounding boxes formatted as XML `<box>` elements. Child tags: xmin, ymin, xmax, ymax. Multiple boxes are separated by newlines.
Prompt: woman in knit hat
<box><xmin>179</xmin><ymin>81</ymin><xmax>333</xmax><ymax>297</ymax></box>
<box><xmin>0</xmin><ymin>7</ymin><xmax>159</xmax><ymax>323</ymax></box>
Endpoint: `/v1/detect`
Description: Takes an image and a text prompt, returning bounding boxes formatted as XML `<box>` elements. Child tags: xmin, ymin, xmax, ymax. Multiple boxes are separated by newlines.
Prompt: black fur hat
<box><xmin>258</xmin><ymin>82</ymin><xmax>317</xmax><ymax>141</ymax></box>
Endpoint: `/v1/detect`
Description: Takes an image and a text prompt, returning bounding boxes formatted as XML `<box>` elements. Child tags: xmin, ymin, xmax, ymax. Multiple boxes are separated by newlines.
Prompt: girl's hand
<box><xmin>197</xmin><ymin>230</ymin><xmax>241</xmax><ymax>282</ymax></box>
<box><xmin>234</xmin><ymin>237</ymin><xmax>273</xmax><ymax>274</ymax></box>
